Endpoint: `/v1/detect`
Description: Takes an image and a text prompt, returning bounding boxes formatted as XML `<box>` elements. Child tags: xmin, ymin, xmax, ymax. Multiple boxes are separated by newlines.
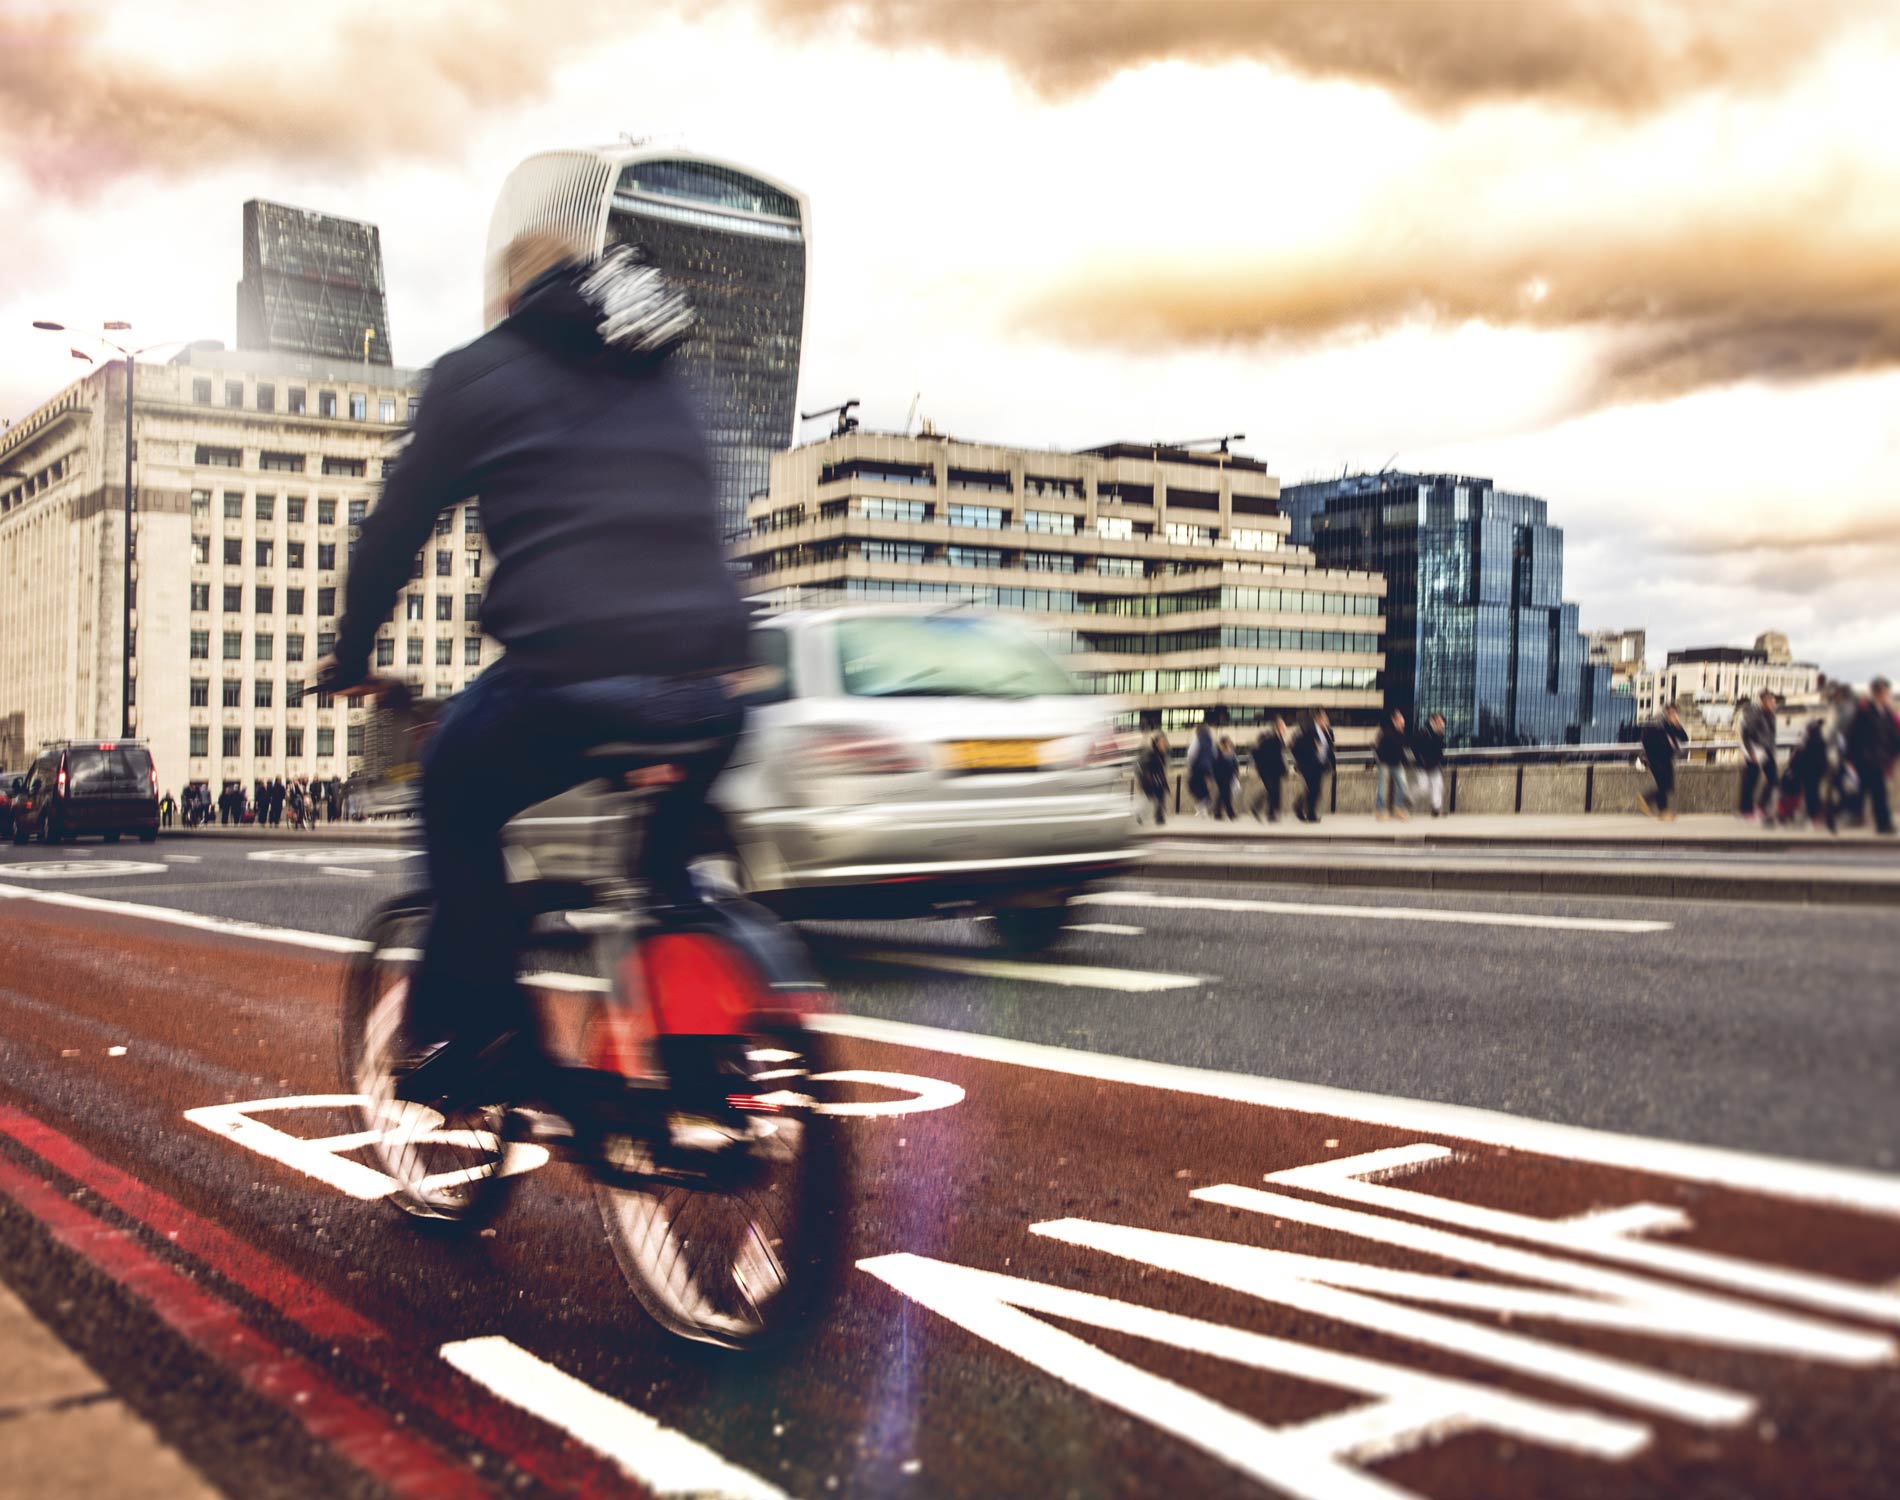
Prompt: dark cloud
<box><xmin>0</xmin><ymin>3</ymin><xmax>623</xmax><ymax>193</ymax></box>
<box><xmin>746</xmin><ymin>0</ymin><xmax>1879</xmax><ymax>113</ymax></box>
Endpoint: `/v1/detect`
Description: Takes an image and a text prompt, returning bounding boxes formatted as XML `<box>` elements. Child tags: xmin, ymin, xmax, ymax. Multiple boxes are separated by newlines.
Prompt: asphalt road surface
<box><xmin>0</xmin><ymin>835</ymin><xmax>1896</xmax><ymax>1500</ymax></box>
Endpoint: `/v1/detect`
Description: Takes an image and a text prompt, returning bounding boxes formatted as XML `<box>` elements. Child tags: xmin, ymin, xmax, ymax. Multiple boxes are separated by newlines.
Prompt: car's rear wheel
<box><xmin>138</xmin><ymin>828</ymin><xmax>158</xmax><ymax>844</ymax></box>
<box><xmin>990</xmin><ymin>901</ymin><xmax>1071</xmax><ymax>953</ymax></box>
<box><xmin>103</xmin><ymin>831</ymin><xmax>121</xmax><ymax>844</ymax></box>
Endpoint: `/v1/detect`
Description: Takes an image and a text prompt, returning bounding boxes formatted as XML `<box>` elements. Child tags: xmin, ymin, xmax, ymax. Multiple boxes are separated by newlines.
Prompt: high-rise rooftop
<box><xmin>236</xmin><ymin>199</ymin><xmax>393</xmax><ymax>366</ymax></box>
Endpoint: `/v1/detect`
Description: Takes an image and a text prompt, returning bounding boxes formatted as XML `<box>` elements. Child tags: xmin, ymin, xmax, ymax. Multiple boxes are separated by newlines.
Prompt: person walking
<box><xmin>1186</xmin><ymin>722</ymin><xmax>1216</xmax><ymax>818</ymax></box>
<box><xmin>1411</xmin><ymin>712</ymin><xmax>1448</xmax><ymax>818</ymax></box>
<box><xmin>1252</xmin><ymin>718</ymin><xmax>1288</xmax><ymax>822</ymax></box>
<box><xmin>1373</xmin><ymin>708</ymin><xmax>1410</xmax><ymax>821</ymax></box>
<box><xmin>1847</xmin><ymin>676</ymin><xmax>1898</xmax><ymax>836</ymax></box>
<box><xmin>1789</xmin><ymin>719</ymin><xmax>1830</xmax><ymax>828</ymax></box>
<box><xmin>1292</xmin><ymin>708</ymin><xmax>1333</xmax><ymax>823</ymax></box>
<box><xmin>1639</xmin><ymin>703</ymin><xmax>1689</xmax><ymax>821</ymax></box>
<box><xmin>1136</xmin><ymin>732</ymin><xmax>1171</xmax><ymax>826</ymax></box>
<box><xmin>159</xmin><ymin>790</ymin><xmax>175</xmax><ymax>829</ymax></box>
<box><xmin>1212</xmin><ymin>735</ymin><xmax>1240</xmax><ymax>821</ymax></box>
<box><xmin>1737</xmin><ymin>690</ymin><xmax>1778</xmax><ymax>824</ymax></box>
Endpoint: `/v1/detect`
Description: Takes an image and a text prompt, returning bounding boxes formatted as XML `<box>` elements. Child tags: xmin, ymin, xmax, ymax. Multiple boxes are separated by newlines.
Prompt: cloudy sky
<box><xmin>4</xmin><ymin>0</ymin><xmax>1897</xmax><ymax>680</ymax></box>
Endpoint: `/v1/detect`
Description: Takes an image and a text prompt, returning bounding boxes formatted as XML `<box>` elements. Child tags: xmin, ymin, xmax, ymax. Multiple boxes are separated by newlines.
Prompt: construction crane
<box><xmin>799</xmin><ymin>400</ymin><xmax>860</xmax><ymax>438</ymax></box>
<box><xmin>1158</xmin><ymin>433</ymin><xmax>1246</xmax><ymax>455</ymax></box>
<box><xmin>903</xmin><ymin>392</ymin><xmax>922</xmax><ymax>436</ymax></box>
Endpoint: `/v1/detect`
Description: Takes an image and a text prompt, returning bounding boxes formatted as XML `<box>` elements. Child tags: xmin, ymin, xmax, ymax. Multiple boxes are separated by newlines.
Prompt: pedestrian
<box><xmin>1136</xmin><ymin>732</ymin><xmax>1171</xmax><ymax>826</ymax></box>
<box><xmin>1639</xmin><ymin>703</ymin><xmax>1689</xmax><ymax>821</ymax></box>
<box><xmin>269</xmin><ymin>777</ymin><xmax>286</xmax><ymax>827</ymax></box>
<box><xmin>1373</xmin><ymin>708</ymin><xmax>1410</xmax><ymax>821</ymax></box>
<box><xmin>1737</xmin><ymin>689</ymin><xmax>1778</xmax><ymax>824</ymax></box>
<box><xmin>253</xmin><ymin>778</ymin><xmax>266</xmax><ymax>823</ymax></box>
<box><xmin>1292</xmin><ymin>708</ymin><xmax>1333</xmax><ymax>823</ymax></box>
<box><xmin>1252</xmin><ymin>717</ymin><xmax>1288</xmax><ymax>822</ymax></box>
<box><xmin>159</xmin><ymin>789</ymin><xmax>175</xmax><ymax>828</ymax></box>
<box><xmin>1212</xmin><ymin>735</ymin><xmax>1240</xmax><ymax>821</ymax></box>
<box><xmin>1186</xmin><ymin>722</ymin><xmax>1215</xmax><ymax>818</ymax></box>
<box><xmin>1411</xmin><ymin>712</ymin><xmax>1448</xmax><ymax>818</ymax></box>
<box><xmin>1847</xmin><ymin>676</ymin><xmax>1898</xmax><ymax>836</ymax></box>
<box><xmin>1787</xmin><ymin>720</ymin><xmax>1829</xmax><ymax>827</ymax></box>
<box><xmin>327</xmin><ymin>781</ymin><xmax>342</xmax><ymax>823</ymax></box>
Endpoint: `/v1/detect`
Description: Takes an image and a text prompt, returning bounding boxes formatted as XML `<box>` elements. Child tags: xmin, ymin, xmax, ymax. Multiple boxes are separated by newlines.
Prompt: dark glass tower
<box><xmin>1287</xmin><ymin>474</ymin><xmax>1632</xmax><ymax>746</ymax></box>
<box><xmin>236</xmin><ymin>200</ymin><xmax>392</xmax><ymax>365</ymax></box>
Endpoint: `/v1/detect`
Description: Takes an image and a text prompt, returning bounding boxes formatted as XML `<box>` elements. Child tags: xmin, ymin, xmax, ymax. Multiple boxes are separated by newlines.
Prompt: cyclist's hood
<box><xmin>505</xmin><ymin>246</ymin><xmax>695</xmax><ymax>369</ymax></box>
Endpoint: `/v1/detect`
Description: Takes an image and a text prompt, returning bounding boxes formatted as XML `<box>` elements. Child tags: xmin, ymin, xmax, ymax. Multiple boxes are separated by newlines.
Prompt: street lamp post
<box><xmin>31</xmin><ymin>321</ymin><xmax>177</xmax><ymax>741</ymax></box>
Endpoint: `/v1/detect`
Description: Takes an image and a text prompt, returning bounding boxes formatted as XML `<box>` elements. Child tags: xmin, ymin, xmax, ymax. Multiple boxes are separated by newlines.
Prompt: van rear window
<box><xmin>65</xmin><ymin>747</ymin><xmax>154</xmax><ymax>793</ymax></box>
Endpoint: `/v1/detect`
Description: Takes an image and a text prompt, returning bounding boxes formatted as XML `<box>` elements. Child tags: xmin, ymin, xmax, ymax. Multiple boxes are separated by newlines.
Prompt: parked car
<box><xmin>0</xmin><ymin>772</ymin><xmax>14</xmax><ymax>839</ymax></box>
<box><xmin>10</xmin><ymin>740</ymin><xmax>160</xmax><ymax>845</ymax></box>
<box><xmin>504</xmin><ymin>606</ymin><xmax>1142</xmax><ymax>949</ymax></box>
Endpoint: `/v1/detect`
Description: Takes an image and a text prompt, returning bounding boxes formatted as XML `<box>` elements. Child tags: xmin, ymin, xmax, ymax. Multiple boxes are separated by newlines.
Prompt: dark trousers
<box><xmin>1142</xmin><ymin>785</ymin><xmax>1167</xmax><ymax>824</ymax></box>
<box><xmin>1651</xmin><ymin>761</ymin><xmax>1676</xmax><ymax>812</ymax></box>
<box><xmin>1214</xmin><ymin>779</ymin><xmax>1237</xmax><ymax>820</ymax></box>
<box><xmin>1859</xmin><ymin>759</ymin><xmax>1895</xmax><ymax>834</ymax></box>
<box><xmin>1259</xmin><ymin>772</ymin><xmax>1283</xmax><ymax>820</ymax></box>
<box><xmin>1739</xmin><ymin>754</ymin><xmax>1777</xmax><ymax>814</ymax></box>
<box><xmin>1298</xmin><ymin>767</ymin><xmax>1325</xmax><ymax>821</ymax></box>
<box><xmin>407</xmin><ymin>658</ymin><xmax>742</xmax><ymax>1045</ymax></box>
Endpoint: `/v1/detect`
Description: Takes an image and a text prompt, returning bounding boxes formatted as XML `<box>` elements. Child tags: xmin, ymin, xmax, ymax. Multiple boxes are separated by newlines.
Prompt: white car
<box><xmin>506</xmin><ymin>605</ymin><xmax>1141</xmax><ymax>949</ymax></box>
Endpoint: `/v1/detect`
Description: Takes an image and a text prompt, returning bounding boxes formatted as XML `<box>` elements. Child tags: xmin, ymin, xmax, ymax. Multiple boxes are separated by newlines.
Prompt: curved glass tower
<box><xmin>486</xmin><ymin>147</ymin><xmax>809</xmax><ymax>542</ymax></box>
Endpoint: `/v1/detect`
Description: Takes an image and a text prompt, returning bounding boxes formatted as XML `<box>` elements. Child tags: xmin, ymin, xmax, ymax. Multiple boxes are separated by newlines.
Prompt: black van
<box><xmin>11</xmin><ymin>741</ymin><xmax>160</xmax><ymax>845</ymax></box>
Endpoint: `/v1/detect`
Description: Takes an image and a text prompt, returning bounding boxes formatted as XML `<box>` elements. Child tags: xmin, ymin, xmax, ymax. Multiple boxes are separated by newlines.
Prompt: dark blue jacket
<box><xmin>336</xmin><ymin>257</ymin><xmax>748</xmax><ymax>684</ymax></box>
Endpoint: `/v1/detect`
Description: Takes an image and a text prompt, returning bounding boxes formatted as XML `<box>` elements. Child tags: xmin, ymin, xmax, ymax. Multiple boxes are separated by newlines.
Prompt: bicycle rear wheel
<box><xmin>339</xmin><ymin>897</ymin><xmax>519</xmax><ymax>1228</ymax></box>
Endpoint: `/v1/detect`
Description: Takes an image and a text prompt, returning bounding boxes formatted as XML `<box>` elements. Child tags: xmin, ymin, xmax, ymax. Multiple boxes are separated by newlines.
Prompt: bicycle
<box><xmin>337</xmin><ymin>732</ymin><xmax>847</xmax><ymax>1351</ymax></box>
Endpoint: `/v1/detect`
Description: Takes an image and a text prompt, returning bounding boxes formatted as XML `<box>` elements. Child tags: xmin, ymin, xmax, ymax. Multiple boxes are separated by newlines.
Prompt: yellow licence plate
<box><xmin>947</xmin><ymin>739</ymin><xmax>1048</xmax><ymax>771</ymax></box>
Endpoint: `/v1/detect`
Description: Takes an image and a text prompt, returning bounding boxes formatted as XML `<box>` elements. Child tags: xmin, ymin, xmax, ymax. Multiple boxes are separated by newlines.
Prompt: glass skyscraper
<box><xmin>485</xmin><ymin>147</ymin><xmax>809</xmax><ymax>542</ymax></box>
<box><xmin>236</xmin><ymin>200</ymin><xmax>392</xmax><ymax>365</ymax></box>
<box><xmin>1285</xmin><ymin>474</ymin><xmax>1632</xmax><ymax>746</ymax></box>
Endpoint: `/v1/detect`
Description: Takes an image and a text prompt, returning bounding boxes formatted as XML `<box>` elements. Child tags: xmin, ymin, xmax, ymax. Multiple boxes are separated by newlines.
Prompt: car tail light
<box><xmin>798</xmin><ymin>726</ymin><xmax>927</xmax><ymax>776</ymax></box>
<box><xmin>149</xmin><ymin>758</ymin><xmax>158</xmax><ymax>790</ymax></box>
<box><xmin>56</xmin><ymin>766</ymin><xmax>66</xmax><ymax>796</ymax></box>
<box><xmin>1081</xmin><ymin>730</ymin><xmax>1131</xmax><ymax>768</ymax></box>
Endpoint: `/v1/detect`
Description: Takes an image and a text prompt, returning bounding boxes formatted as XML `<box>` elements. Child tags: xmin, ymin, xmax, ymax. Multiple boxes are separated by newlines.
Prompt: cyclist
<box><xmin>316</xmin><ymin>226</ymin><xmax>751</xmax><ymax>1104</ymax></box>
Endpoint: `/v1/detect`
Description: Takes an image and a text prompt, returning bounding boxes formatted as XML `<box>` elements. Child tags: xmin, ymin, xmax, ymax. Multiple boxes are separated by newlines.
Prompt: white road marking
<box><xmin>320</xmin><ymin>865</ymin><xmax>375</xmax><ymax>879</ymax></box>
<box><xmin>1065</xmin><ymin>921</ymin><xmax>1145</xmax><ymax>936</ymax></box>
<box><xmin>439</xmin><ymin>1336</ymin><xmax>789</xmax><ymax>1500</ymax></box>
<box><xmin>0</xmin><ymin>860</ymin><xmax>167</xmax><ymax>880</ymax></box>
<box><xmin>860</xmin><ymin>1253</ymin><xmax>1647</xmax><ymax>1500</ymax></box>
<box><xmin>857</xmin><ymin>949</ymin><xmax>1199</xmax><ymax>993</ymax></box>
<box><xmin>162</xmin><ymin>854</ymin><xmax>202</xmax><ymax>864</ymax></box>
<box><xmin>1078</xmin><ymin>889</ymin><xmax>1672</xmax><ymax>934</ymax></box>
<box><xmin>247</xmin><ymin>847</ymin><xmax>419</xmax><ymax>864</ymax></box>
<box><xmin>807</xmin><ymin>1069</ymin><xmax>966</xmax><ymax>1118</ymax></box>
<box><xmin>2</xmin><ymin>884</ymin><xmax>1894</xmax><ymax>1218</ymax></box>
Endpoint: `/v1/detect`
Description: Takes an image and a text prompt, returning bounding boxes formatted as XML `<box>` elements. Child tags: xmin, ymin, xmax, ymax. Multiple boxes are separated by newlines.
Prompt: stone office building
<box><xmin>0</xmin><ymin>345</ymin><xmax>497</xmax><ymax>792</ymax></box>
<box><xmin>735</xmin><ymin>431</ymin><xmax>1386</xmax><ymax>739</ymax></box>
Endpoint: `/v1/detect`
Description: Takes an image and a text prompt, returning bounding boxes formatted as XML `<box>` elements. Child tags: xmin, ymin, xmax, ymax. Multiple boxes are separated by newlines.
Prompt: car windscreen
<box><xmin>64</xmin><ymin>747</ymin><xmax>154</xmax><ymax>795</ymax></box>
<box><xmin>836</xmin><ymin>615</ymin><xmax>1076</xmax><ymax>699</ymax></box>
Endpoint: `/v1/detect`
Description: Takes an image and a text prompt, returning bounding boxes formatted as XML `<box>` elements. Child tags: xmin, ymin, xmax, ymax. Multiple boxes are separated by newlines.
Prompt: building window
<box><xmin>287</xmin><ymin>387</ymin><xmax>306</xmax><ymax>415</ymax></box>
<box><xmin>189</xmin><ymin>679</ymin><xmax>209</xmax><ymax>707</ymax></box>
<box><xmin>222</xmin><ymin>585</ymin><xmax>241</xmax><ymax>612</ymax></box>
<box><xmin>222</xmin><ymin>631</ymin><xmax>242</xmax><ymax>661</ymax></box>
<box><xmin>860</xmin><ymin>541</ymin><xmax>927</xmax><ymax>564</ymax></box>
<box><xmin>323</xmin><ymin>456</ymin><xmax>366</xmax><ymax>478</ymax></box>
<box><xmin>947</xmin><ymin>503</ymin><xmax>1006</xmax><ymax>530</ymax></box>
<box><xmin>349</xmin><ymin>393</ymin><xmax>367</xmax><ymax>421</ymax></box>
<box><xmin>223</xmin><ymin>491</ymin><xmax>243</xmax><ymax>519</ymax></box>
<box><xmin>316</xmin><ymin>689</ymin><xmax>335</xmax><ymax>710</ymax></box>
<box><xmin>190</xmin><ymin>583</ymin><xmax>211</xmax><ymax>611</ymax></box>
<box><xmin>435</xmin><ymin>638</ymin><xmax>453</xmax><ymax>666</ymax></box>
<box><xmin>465</xmin><ymin>551</ymin><xmax>481</xmax><ymax>578</ymax></box>
<box><xmin>317</xmin><ymin>543</ymin><xmax>335</xmax><ymax>570</ymax></box>
<box><xmin>254</xmin><ymin>679</ymin><xmax>273</xmax><ymax>709</ymax></box>
<box><xmin>347</xmin><ymin>725</ymin><xmax>364</xmax><ymax>757</ymax></box>
<box><xmin>287</xmin><ymin>541</ymin><xmax>304</xmax><ymax>569</ymax></box>
<box><xmin>464</xmin><ymin>637</ymin><xmax>481</xmax><ymax>666</ymax></box>
<box><xmin>435</xmin><ymin>551</ymin><xmax>452</xmax><ymax>577</ymax></box>
<box><xmin>254</xmin><ymin>585</ymin><xmax>273</xmax><ymax>613</ymax></box>
<box><xmin>190</xmin><ymin>489</ymin><xmax>210</xmax><ymax>519</ymax></box>
<box><xmin>222</xmin><ymin>727</ymin><xmax>241</xmax><ymax>757</ymax></box>
<box><xmin>192</xmin><ymin>378</ymin><xmax>212</xmax><ymax>404</ymax></box>
<box><xmin>256</xmin><ymin>383</ymin><xmax>275</xmax><ymax>413</ymax></box>
<box><xmin>348</xmin><ymin>499</ymin><xmax>368</xmax><ymax>526</ymax></box>
<box><xmin>254</xmin><ymin>633</ymin><xmax>273</xmax><ymax>661</ymax></box>
<box><xmin>255</xmin><ymin>540</ymin><xmax>273</xmax><ymax>567</ymax></box>
<box><xmin>945</xmin><ymin>546</ymin><xmax>1004</xmax><ymax>570</ymax></box>
<box><xmin>1096</xmin><ymin>556</ymin><xmax>1142</xmax><ymax>577</ymax></box>
<box><xmin>464</xmin><ymin>593</ymin><xmax>480</xmax><ymax>620</ymax></box>
<box><xmin>222</xmin><ymin>679</ymin><xmax>242</xmax><ymax>708</ymax></box>
<box><xmin>286</xmin><ymin>680</ymin><xmax>304</xmax><ymax>708</ymax></box>
<box><xmin>286</xmin><ymin>496</ymin><xmax>305</xmax><ymax>522</ymax></box>
<box><xmin>286</xmin><ymin>729</ymin><xmax>304</xmax><ymax>758</ymax></box>
<box><xmin>407</xmin><ymin>397</ymin><xmax>421</xmax><ymax>421</ymax></box>
<box><xmin>317</xmin><ymin>498</ymin><xmax>336</xmax><ymax>525</ymax></box>
<box><xmin>861</xmin><ymin>497</ymin><xmax>929</xmax><ymax>524</ymax></box>
<box><xmin>224</xmin><ymin>380</ymin><xmax>244</xmax><ymax>407</ymax></box>
<box><xmin>255</xmin><ymin>493</ymin><xmax>275</xmax><ymax>522</ymax></box>
<box><xmin>406</xmin><ymin>639</ymin><xmax>423</xmax><ymax>665</ymax></box>
<box><xmin>318</xmin><ymin>391</ymin><xmax>337</xmax><ymax>418</ymax></box>
<box><xmin>286</xmin><ymin>587</ymin><xmax>304</xmax><ymax>614</ymax></box>
<box><xmin>221</xmin><ymin>538</ymin><xmax>241</xmax><ymax>566</ymax></box>
<box><xmin>317</xmin><ymin>629</ymin><xmax>336</xmax><ymax>657</ymax></box>
<box><xmin>192</xmin><ymin>536</ymin><xmax>211</xmax><ymax>564</ymax></box>
<box><xmin>405</xmin><ymin>594</ymin><xmax>423</xmax><ymax>621</ymax></box>
<box><xmin>190</xmin><ymin>630</ymin><xmax>209</xmax><ymax>660</ymax></box>
<box><xmin>286</xmin><ymin>632</ymin><xmax>305</xmax><ymax>663</ymax></box>
<box><xmin>1023</xmin><ymin>551</ymin><xmax>1077</xmax><ymax>573</ymax></box>
<box><xmin>259</xmin><ymin>451</ymin><xmax>303</xmax><ymax>472</ymax></box>
<box><xmin>379</xmin><ymin>398</ymin><xmax>396</xmax><ymax>423</ymax></box>
<box><xmin>190</xmin><ymin>727</ymin><xmax>209</xmax><ymax>757</ymax></box>
<box><xmin>434</xmin><ymin>513</ymin><xmax>452</xmax><ymax>537</ymax></box>
<box><xmin>317</xmin><ymin>586</ymin><xmax>336</xmax><ymax>615</ymax></box>
<box><xmin>376</xmin><ymin>639</ymin><xmax>395</xmax><ymax>667</ymax></box>
<box><xmin>1023</xmin><ymin>510</ymin><xmax>1078</xmax><ymax>535</ymax></box>
<box><xmin>464</xmin><ymin>508</ymin><xmax>480</xmax><ymax>534</ymax></box>
<box><xmin>317</xmin><ymin>727</ymin><xmax>335</xmax><ymax>756</ymax></box>
<box><xmin>435</xmin><ymin>595</ymin><xmax>453</xmax><ymax>621</ymax></box>
<box><xmin>254</xmin><ymin>728</ymin><xmax>273</xmax><ymax>758</ymax></box>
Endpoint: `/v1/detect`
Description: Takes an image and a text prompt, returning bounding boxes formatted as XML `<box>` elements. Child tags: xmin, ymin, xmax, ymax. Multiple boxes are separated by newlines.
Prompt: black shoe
<box><xmin>393</xmin><ymin>1029</ymin><xmax>533</xmax><ymax>1110</ymax></box>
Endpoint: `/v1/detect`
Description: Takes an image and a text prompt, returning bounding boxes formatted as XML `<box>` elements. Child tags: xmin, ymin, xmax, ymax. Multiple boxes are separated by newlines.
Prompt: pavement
<box><xmin>0</xmin><ymin>833</ymin><xmax>1895</xmax><ymax>1498</ymax></box>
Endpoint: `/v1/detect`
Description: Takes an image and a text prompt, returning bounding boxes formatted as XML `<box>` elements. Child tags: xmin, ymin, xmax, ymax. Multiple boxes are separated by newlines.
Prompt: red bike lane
<box><xmin>0</xmin><ymin>890</ymin><xmax>1895</xmax><ymax>1500</ymax></box>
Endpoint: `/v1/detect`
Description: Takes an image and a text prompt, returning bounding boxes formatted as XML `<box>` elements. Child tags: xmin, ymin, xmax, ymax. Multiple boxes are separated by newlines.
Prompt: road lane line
<box><xmin>441</xmin><ymin>1336</ymin><xmax>789</xmax><ymax>1500</ymax></box>
<box><xmin>856</xmin><ymin>948</ymin><xmax>1199</xmax><ymax>992</ymax></box>
<box><xmin>1078</xmin><ymin>890</ymin><xmax>1673</xmax><ymax>934</ymax></box>
<box><xmin>320</xmin><ymin>865</ymin><xmax>375</xmax><ymax>879</ymax></box>
<box><xmin>3</xmin><ymin>883</ymin><xmax>1895</xmax><ymax>1218</ymax></box>
<box><xmin>1066</xmin><ymin>922</ymin><xmax>1145</xmax><ymax>936</ymax></box>
<box><xmin>0</xmin><ymin>1150</ymin><xmax>489</xmax><ymax>1499</ymax></box>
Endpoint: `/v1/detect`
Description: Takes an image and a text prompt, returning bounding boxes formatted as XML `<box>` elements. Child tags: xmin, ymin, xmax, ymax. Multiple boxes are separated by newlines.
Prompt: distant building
<box><xmin>735</xmin><ymin>431</ymin><xmax>1387</xmax><ymax>739</ymax></box>
<box><xmin>1634</xmin><ymin>633</ymin><xmax>1824</xmax><ymax>731</ymax></box>
<box><xmin>1587</xmin><ymin>628</ymin><xmax>1647</xmax><ymax>681</ymax></box>
<box><xmin>236</xmin><ymin>200</ymin><xmax>393</xmax><ymax>366</ymax></box>
<box><xmin>1283</xmin><ymin>472</ymin><xmax>1632</xmax><ymax>745</ymax></box>
<box><xmin>485</xmin><ymin>145</ymin><xmax>809</xmax><ymax>542</ymax></box>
